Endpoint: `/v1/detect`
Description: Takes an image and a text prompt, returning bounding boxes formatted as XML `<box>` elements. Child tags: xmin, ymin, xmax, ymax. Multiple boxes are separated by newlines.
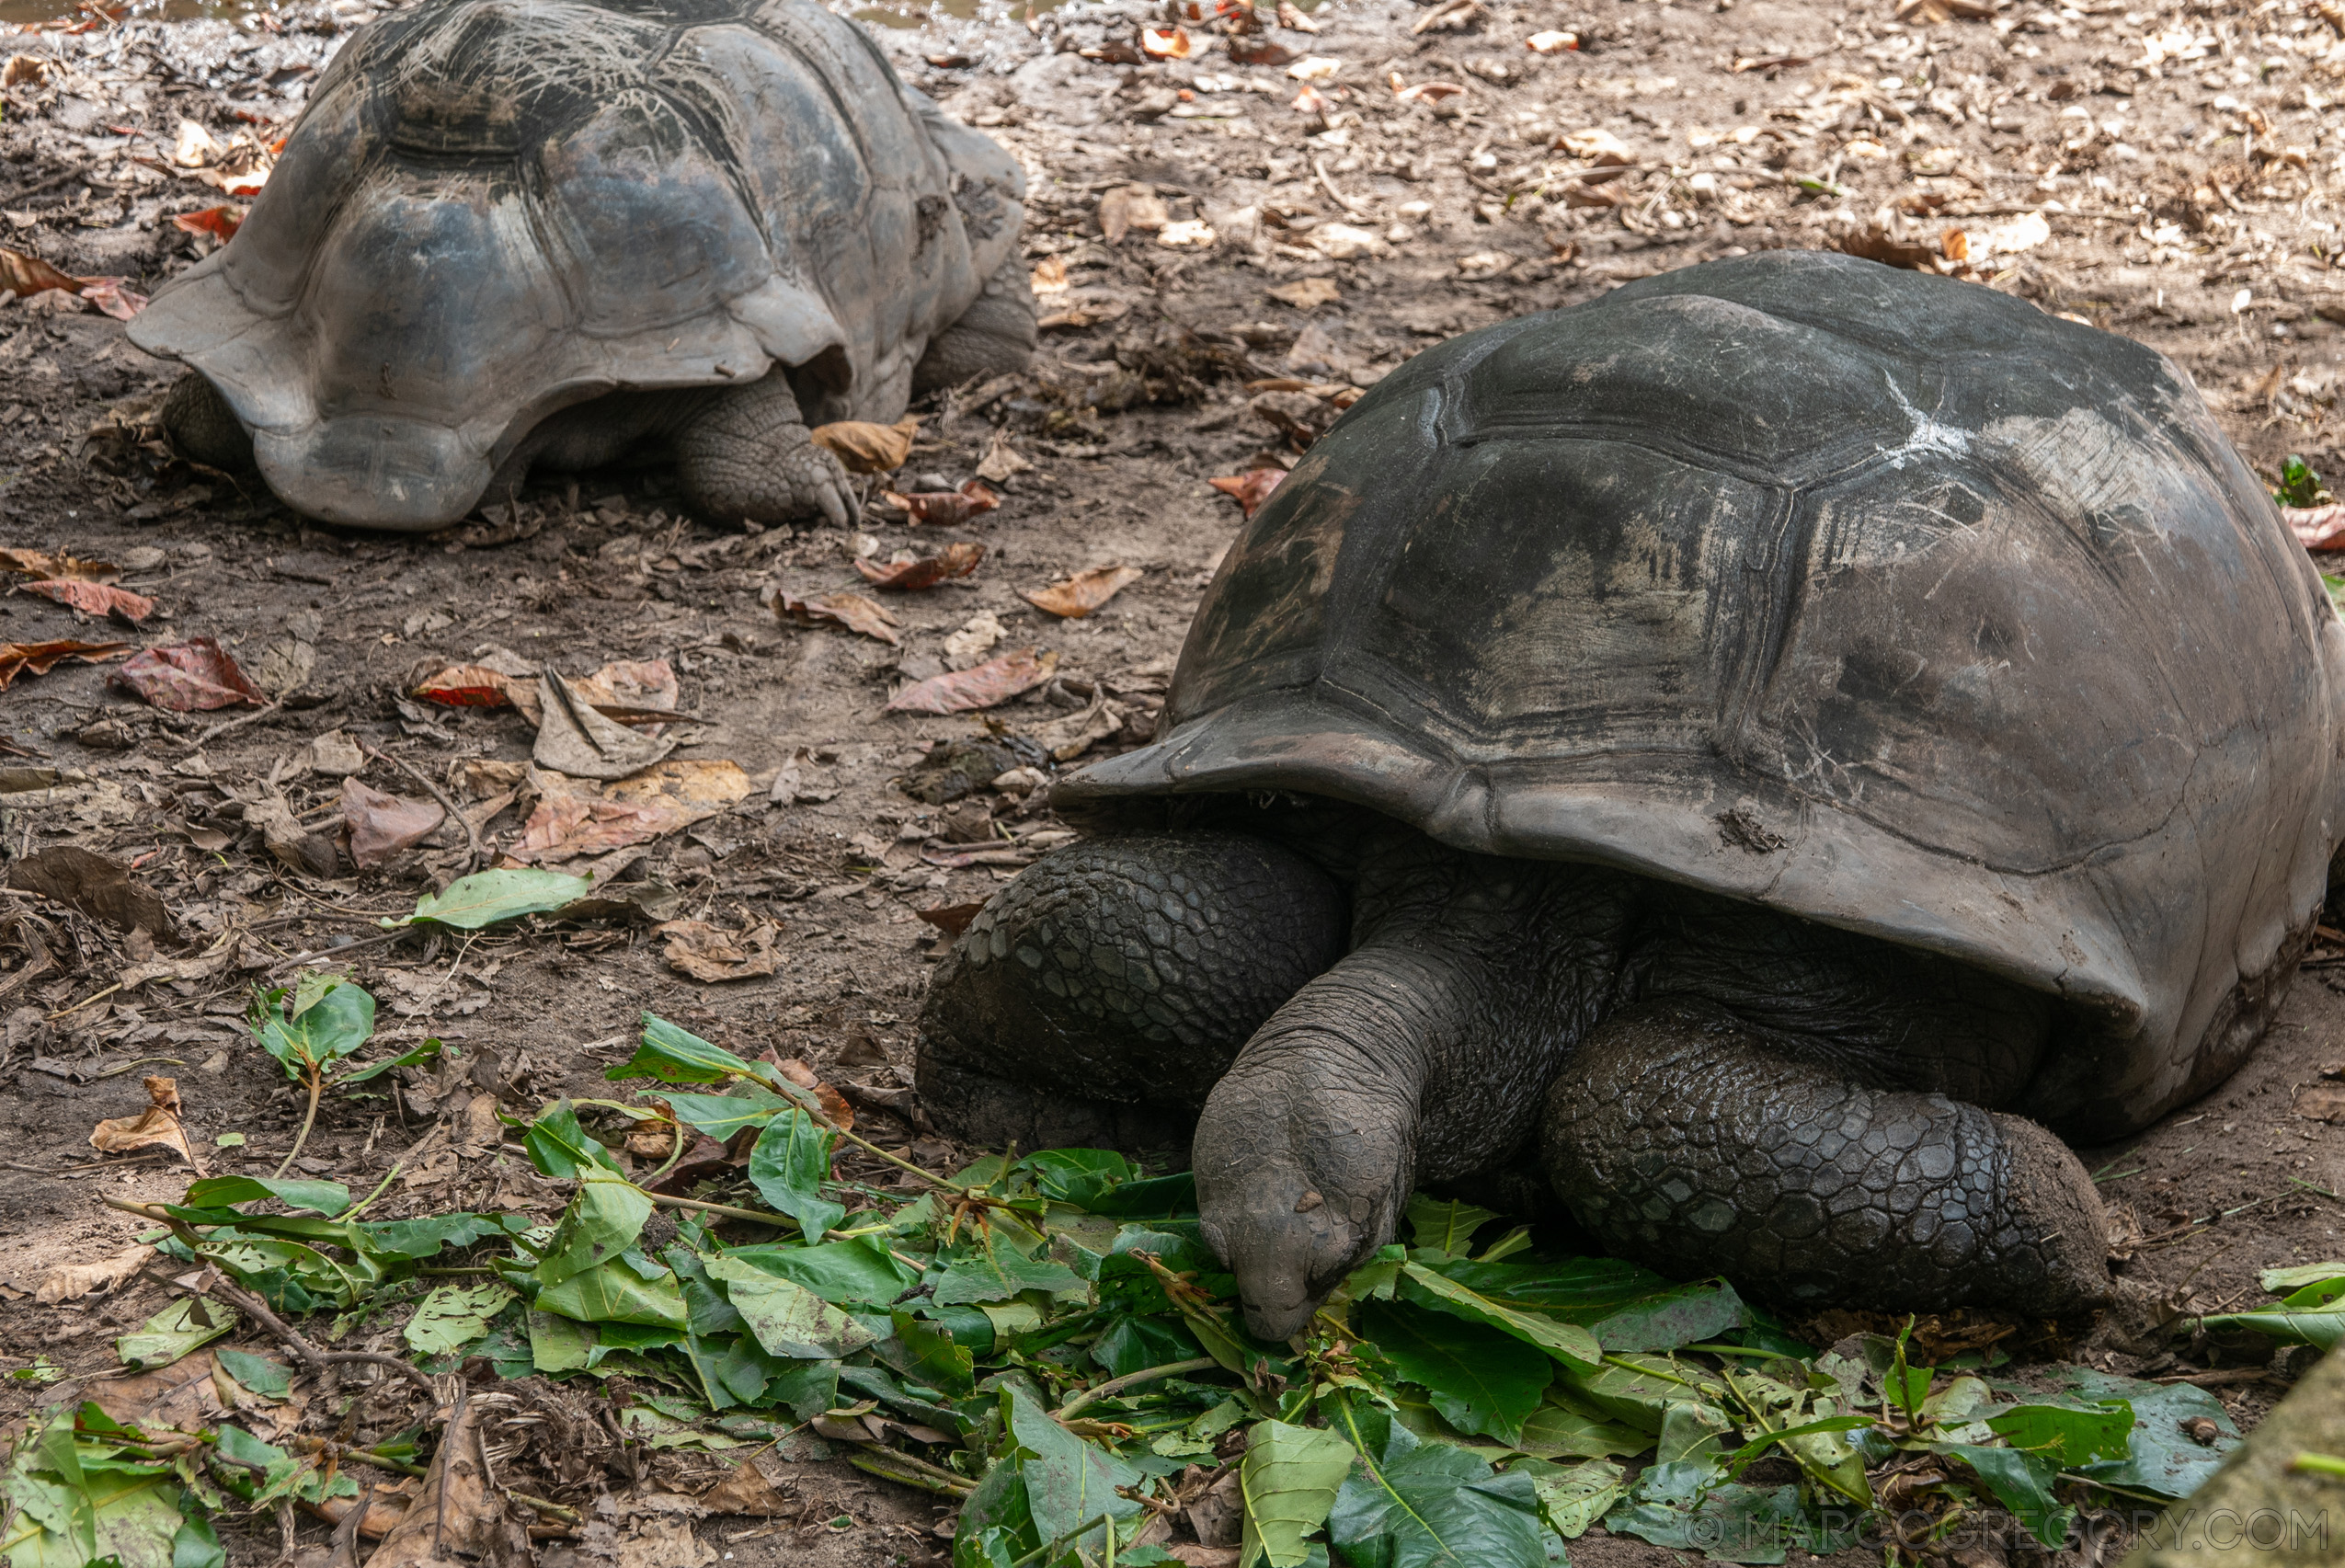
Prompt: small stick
<box><xmin>1056</xmin><ymin>1358</ymin><xmax>1220</xmax><ymax>1420</ymax></box>
<box><xmin>183</xmin><ymin>1265</ymin><xmax>440</xmax><ymax>1399</ymax></box>
<box><xmin>647</xmin><ymin>1192</ymin><xmax>800</xmax><ymax>1229</ymax></box>
<box><xmin>363</xmin><ymin>743</ymin><xmax>482</xmax><ymax>871</ymax></box>
<box><xmin>47</xmin><ymin>981</ymin><xmax>120</xmax><ymax>1021</ymax></box>
<box><xmin>265</xmin><ymin>926</ymin><xmax>412</xmax><ymax>977</ymax></box>
<box><xmin>181</xmin><ymin>694</ymin><xmax>291</xmax><ymax>751</ymax></box>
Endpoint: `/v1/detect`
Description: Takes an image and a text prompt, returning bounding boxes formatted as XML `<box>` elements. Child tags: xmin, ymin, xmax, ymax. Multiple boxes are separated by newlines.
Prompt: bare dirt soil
<box><xmin>5</xmin><ymin>0</ymin><xmax>2345</xmax><ymax>1561</ymax></box>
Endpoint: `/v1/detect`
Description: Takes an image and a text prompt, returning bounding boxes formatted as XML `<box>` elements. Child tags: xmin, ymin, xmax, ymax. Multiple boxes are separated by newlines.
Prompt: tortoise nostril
<box><xmin>1294</xmin><ymin>1190</ymin><xmax>1323</xmax><ymax>1212</ymax></box>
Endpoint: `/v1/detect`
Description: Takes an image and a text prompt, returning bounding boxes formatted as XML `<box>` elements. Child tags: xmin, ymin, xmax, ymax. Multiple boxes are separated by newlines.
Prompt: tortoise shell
<box><xmin>1061</xmin><ymin>251</ymin><xmax>2345</xmax><ymax>1139</ymax></box>
<box><xmin>128</xmin><ymin>0</ymin><xmax>1022</xmax><ymax>526</ymax></box>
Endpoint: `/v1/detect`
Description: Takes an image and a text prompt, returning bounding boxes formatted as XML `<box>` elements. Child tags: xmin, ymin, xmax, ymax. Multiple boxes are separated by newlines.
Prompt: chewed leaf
<box><xmin>183</xmin><ymin>1175</ymin><xmax>353</xmax><ymax>1217</ymax></box>
<box><xmin>1239</xmin><ymin>1419</ymin><xmax>1355</xmax><ymax>1568</ymax></box>
<box><xmin>1359</xmin><ymin>1299</ymin><xmax>1552</xmax><ymax>1445</ymax></box>
<box><xmin>1398</xmin><ymin>1262</ymin><xmax>1600</xmax><ymax>1372</ymax></box>
<box><xmin>605</xmin><ymin>1013</ymin><xmax>763</xmax><ymax>1086</ymax></box>
<box><xmin>705</xmin><ymin>1255</ymin><xmax>880</xmax><ymax>1358</ymax></box>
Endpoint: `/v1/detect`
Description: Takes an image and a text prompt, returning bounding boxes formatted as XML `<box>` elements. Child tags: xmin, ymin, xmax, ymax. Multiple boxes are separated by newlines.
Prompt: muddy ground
<box><xmin>4</xmin><ymin>0</ymin><xmax>2345</xmax><ymax>1561</ymax></box>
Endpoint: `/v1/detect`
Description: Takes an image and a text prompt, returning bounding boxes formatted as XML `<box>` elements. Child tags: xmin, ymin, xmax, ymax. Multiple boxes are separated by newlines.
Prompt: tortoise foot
<box><xmin>674</xmin><ymin>372</ymin><xmax>854</xmax><ymax>527</ymax></box>
<box><xmin>912</xmin><ymin>252</ymin><xmax>1038</xmax><ymax>395</ymax></box>
<box><xmin>162</xmin><ymin>372</ymin><xmax>255</xmax><ymax>472</ymax></box>
<box><xmin>1543</xmin><ymin>1001</ymin><xmax>2112</xmax><ymax>1317</ymax></box>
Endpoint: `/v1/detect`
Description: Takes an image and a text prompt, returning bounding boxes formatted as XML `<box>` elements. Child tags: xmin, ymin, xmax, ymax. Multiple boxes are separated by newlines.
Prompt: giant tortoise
<box><xmin>129</xmin><ymin>0</ymin><xmax>1033</xmax><ymax>531</ymax></box>
<box><xmin>915</xmin><ymin>250</ymin><xmax>2345</xmax><ymax>1340</ymax></box>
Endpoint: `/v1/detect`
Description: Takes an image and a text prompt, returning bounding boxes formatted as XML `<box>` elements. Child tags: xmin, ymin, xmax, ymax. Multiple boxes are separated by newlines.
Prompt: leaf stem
<box><xmin>644</xmin><ymin>1191</ymin><xmax>800</xmax><ymax>1230</ymax></box>
<box><xmin>340</xmin><ymin>1160</ymin><xmax>406</xmax><ymax>1222</ymax></box>
<box><xmin>1057</xmin><ymin>1358</ymin><xmax>1220</xmax><ymax>1420</ymax></box>
<box><xmin>273</xmin><ymin>1065</ymin><xmax>326</xmax><ymax>1179</ymax></box>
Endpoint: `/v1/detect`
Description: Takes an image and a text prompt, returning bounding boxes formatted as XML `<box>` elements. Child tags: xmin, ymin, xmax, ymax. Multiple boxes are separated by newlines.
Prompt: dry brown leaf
<box><xmin>17</xmin><ymin>579</ymin><xmax>155</xmax><ymax>624</ymax></box>
<box><xmin>880</xmin><ymin>481</ymin><xmax>1000</xmax><ymax>528</ymax></box>
<box><xmin>1266</xmin><ymin>277</ymin><xmax>1340</xmax><ymax>309</ymax></box>
<box><xmin>772</xmin><ymin>1057</ymin><xmax>855</xmax><ymax>1130</ymax></box>
<box><xmin>2290</xmin><ymin>505</ymin><xmax>2345</xmax><ymax>551</ymax></box>
<box><xmin>976</xmin><ymin>429</ymin><xmax>1035</xmax><ymax>483</ymax></box>
<box><xmin>507</xmin><ymin>760</ymin><xmax>752</xmax><ymax>864</ymax></box>
<box><xmin>90</xmin><ymin>1076</ymin><xmax>197</xmax><ymax>1168</ymax></box>
<box><xmin>408</xmin><ymin>665</ymin><xmax>520</xmax><ymax>709</ymax></box>
<box><xmin>1024</xmin><ymin>566</ymin><xmax>1143</xmax><ymax>619</ymax></box>
<box><xmin>2296</xmin><ymin>1082</ymin><xmax>2345</xmax><ymax>1123</ymax></box>
<box><xmin>1140</xmin><ymin>25</ymin><xmax>1191</xmax><ymax>58</ymax></box>
<box><xmin>87</xmin><ymin>1352</ymin><xmax>229</xmax><ymax>1434</ymax></box>
<box><xmin>0</xmin><ymin>548</ymin><xmax>120</xmax><ymax>582</ymax></box>
<box><xmin>9</xmin><ymin>844</ymin><xmax>176</xmax><ymax>937</ymax></box>
<box><xmin>611</xmin><ymin>1519</ymin><xmax>715</xmax><ymax>1568</ymax></box>
<box><xmin>1029</xmin><ymin>256</ymin><xmax>1070</xmax><ymax>294</ymax></box>
<box><xmin>341</xmin><ymin>778</ymin><xmax>445</xmax><ymax>869</ymax></box>
<box><xmin>887</xmin><ymin>647</ymin><xmax>1059</xmax><ymax>714</ymax></box>
<box><xmin>772</xmin><ymin>589</ymin><xmax>902</xmax><ymax>647</ymax></box>
<box><xmin>532</xmin><ymin>671</ymin><xmax>677</xmax><ymax>780</ymax></box>
<box><xmin>1099</xmin><ymin>185</ymin><xmax>1172</xmax><ymax>245</ymax></box>
<box><xmin>361</xmin><ymin>1395</ymin><xmax>493</xmax><ymax>1568</ymax></box>
<box><xmin>856</xmin><ymin>541</ymin><xmax>986</xmax><ymax>590</ymax></box>
<box><xmin>809</xmin><ymin>418</ymin><xmax>921</xmax><ymax>475</ymax></box>
<box><xmin>109</xmin><ymin>637</ymin><xmax>265</xmax><ymax>711</ymax></box>
<box><xmin>0</xmin><ymin>638</ymin><xmax>128</xmax><ymax>691</ymax></box>
<box><xmin>656</xmin><ymin>917</ymin><xmax>783</xmax><ymax>982</ymax></box>
<box><xmin>34</xmin><ymin>1242</ymin><xmax>155</xmax><ymax>1305</ymax></box>
<box><xmin>702</xmin><ymin>1459</ymin><xmax>792</xmax><ymax>1516</ymax></box>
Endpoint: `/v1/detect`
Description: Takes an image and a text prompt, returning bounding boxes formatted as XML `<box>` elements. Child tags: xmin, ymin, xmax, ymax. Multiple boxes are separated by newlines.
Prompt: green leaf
<box><xmin>4</xmin><ymin>1409</ymin><xmax>191</xmax><ymax>1568</ymax></box>
<box><xmin>213</xmin><ymin>1349</ymin><xmax>293</xmax><ymax>1401</ymax></box>
<box><xmin>1358</xmin><ymin>1299</ymin><xmax>1552</xmax><ymax>1446</ymax></box>
<box><xmin>535</xmin><ymin>1176</ymin><xmax>653</xmax><ymax>1288</ymax></box>
<box><xmin>1397</xmin><ymin>1262</ymin><xmax>1601</xmax><ymax>1371</ymax></box>
<box><xmin>246</xmin><ymin>980</ymin><xmax>374</xmax><ymax>1076</ymax></box>
<box><xmin>356</xmin><ymin>1212</ymin><xmax>524</xmax><ymax>1260</ymax></box>
<box><xmin>1517</xmin><ymin>1458</ymin><xmax>1625</xmax><ymax>1539</ymax></box>
<box><xmin>2197</xmin><ymin>1308</ymin><xmax>2345</xmax><ymax>1348</ymax></box>
<box><xmin>721</xmin><ymin>1236</ymin><xmax>920</xmax><ymax>1306</ymax></box>
<box><xmin>403</xmin><ymin>1281</ymin><xmax>519</xmax><ymax>1356</ymax></box>
<box><xmin>394</xmin><ymin>868</ymin><xmax>592</xmax><ymax>929</ymax></box>
<box><xmin>528</xmin><ymin>1309</ymin><xmax>596</xmax><ymax>1373</ymax></box>
<box><xmin>933</xmin><ymin>1230</ymin><xmax>1085</xmax><ymax>1307</ymax></box>
<box><xmin>1423</xmin><ymin>1257</ymin><xmax>1672</xmax><ymax>1325</ymax></box>
<box><xmin>1326</xmin><ymin>1398</ymin><xmax>1549</xmax><ymax>1568</ymax></box>
<box><xmin>334</xmin><ymin>1036</ymin><xmax>446</xmax><ymax>1086</ymax></box>
<box><xmin>1001</xmin><ymin>1386</ymin><xmax>1144</xmax><ymax>1554</ymax></box>
<box><xmin>116</xmin><ymin>1297</ymin><xmax>236</xmax><ymax>1370</ymax></box>
<box><xmin>2056</xmin><ymin>1369</ymin><xmax>2241</xmax><ymax>1499</ymax></box>
<box><xmin>520</xmin><ymin>1101</ymin><xmax>623</xmax><ymax>1181</ymax></box>
<box><xmin>658</xmin><ymin>1087</ymin><xmax>794</xmax><ymax>1140</ymax></box>
<box><xmin>1405</xmin><ymin>1195</ymin><xmax>1498</xmax><ymax>1256</ymax></box>
<box><xmin>1556</xmin><ymin>1356</ymin><xmax>1729</xmax><ymax>1434</ymax></box>
<box><xmin>1985</xmin><ymin>1401</ymin><xmax>2133</xmax><ymax>1467</ymax></box>
<box><xmin>747</xmin><ymin>1110</ymin><xmax>844</xmax><ymax>1243</ymax></box>
<box><xmin>704</xmin><ymin>1254</ymin><xmax>880</xmax><ymax>1357</ymax></box>
<box><xmin>1092</xmin><ymin>1314</ymin><xmax>1204</xmax><ymax>1379</ymax></box>
<box><xmin>1240</xmin><ymin>1419</ymin><xmax>1354</xmax><ymax>1568</ymax></box>
<box><xmin>1584</xmin><ymin>1280</ymin><xmax>1748</xmax><ymax>1355</ymax></box>
<box><xmin>534</xmin><ymin>1255</ymin><xmax>690</xmax><ymax>1329</ymax></box>
<box><xmin>889</xmin><ymin>1310</ymin><xmax>977</xmax><ymax>1397</ymax></box>
<box><xmin>1515</xmin><ymin>1394</ymin><xmax>1651</xmax><ymax>1460</ymax></box>
<box><xmin>1602</xmin><ymin>1462</ymin><xmax>1806</xmax><ymax>1565</ymax></box>
<box><xmin>1936</xmin><ymin>1442</ymin><xmax>2069</xmax><ymax>1547</ymax></box>
<box><xmin>605</xmin><ymin>1013</ymin><xmax>761</xmax><ymax>1086</ymax></box>
<box><xmin>182</xmin><ymin>1175</ymin><xmax>353</xmax><ymax>1217</ymax></box>
<box><xmin>2260</xmin><ymin>1260</ymin><xmax>2345</xmax><ymax>1297</ymax></box>
<box><xmin>1019</xmin><ymin>1149</ymin><xmax>1138</xmax><ymax>1207</ymax></box>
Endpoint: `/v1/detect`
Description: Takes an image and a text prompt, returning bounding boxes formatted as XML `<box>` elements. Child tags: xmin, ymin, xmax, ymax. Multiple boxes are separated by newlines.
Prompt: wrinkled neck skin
<box><xmin>1193</xmin><ymin>837</ymin><xmax>1630</xmax><ymax>1340</ymax></box>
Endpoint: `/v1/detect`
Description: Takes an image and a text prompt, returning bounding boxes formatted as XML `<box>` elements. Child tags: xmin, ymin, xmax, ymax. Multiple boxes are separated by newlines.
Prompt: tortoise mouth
<box><xmin>252</xmin><ymin>416</ymin><xmax>495</xmax><ymax>532</ymax></box>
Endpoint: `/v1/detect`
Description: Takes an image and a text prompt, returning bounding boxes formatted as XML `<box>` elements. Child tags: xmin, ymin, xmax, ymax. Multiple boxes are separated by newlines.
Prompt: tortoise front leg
<box><xmin>672</xmin><ymin>371</ymin><xmax>854</xmax><ymax>527</ymax></box>
<box><xmin>162</xmin><ymin>372</ymin><xmax>255</xmax><ymax>471</ymax></box>
<box><xmin>1542</xmin><ymin>1001</ymin><xmax>2112</xmax><ymax>1316</ymax></box>
<box><xmin>915</xmin><ymin>831</ymin><xmax>1347</xmax><ymax>1154</ymax></box>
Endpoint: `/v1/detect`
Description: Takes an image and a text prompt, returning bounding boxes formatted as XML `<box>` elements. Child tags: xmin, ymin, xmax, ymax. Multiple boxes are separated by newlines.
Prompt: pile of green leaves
<box><xmin>15</xmin><ymin>1006</ymin><xmax>2265</xmax><ymax>1568</ymax></box>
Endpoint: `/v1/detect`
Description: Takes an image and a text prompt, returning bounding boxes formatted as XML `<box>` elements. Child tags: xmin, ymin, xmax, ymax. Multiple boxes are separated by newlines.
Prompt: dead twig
<box><xmin>180</xmin><ymin>694</ymin><xmax>291</xmax><ymax>751</ymax></box>
<box><xmin>163</xmin><ymin>1260</ymin><xmax>440</xmax><ymax>1399</ymax></box>
<box><xmin>363</xmin><ymin>742</ymin><xmax>483</xmax><ymax>871</ymax></box>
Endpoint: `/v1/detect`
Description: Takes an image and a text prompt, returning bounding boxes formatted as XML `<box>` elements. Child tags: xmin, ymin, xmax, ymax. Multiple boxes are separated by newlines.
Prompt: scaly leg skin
<box><xmin>915</xmin><ymin>830</ymin><xmax>1346</xmax><ymax>1153</ymax></box>
<box><xmin>911</xmin><ymin>253</ymin><xmax>1039</xmax><ymax>395</ymax></box>
<box><xmin>1542</xmin><ymin>1001</ymin><xmax>2112</xmax><ymax>1317</ymax></box>
<box><xmin>1195</xmin><ymin>853</ymin><xmax>1631</xmax><ymax>1341</ymax></box>
<box><xmin>672</xmin><ymin>372</ymin><xmax>854</xmax><ymax>527</ymax></box>
<box><xmin>162</xmin><ymin>372</ymin><xmax>255</xmax><ymax>471</ymax></box>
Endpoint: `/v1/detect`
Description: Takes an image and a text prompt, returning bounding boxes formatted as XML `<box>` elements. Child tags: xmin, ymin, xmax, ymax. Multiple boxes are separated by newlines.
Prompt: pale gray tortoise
<box><xmin>917</xmin><ymin>250</ymin><xmax>2345</xmax><ymax>1340</ymax></box>
<box><xmin>129</xmin><ymin>0</ymin><xmax>1034</xmax><ymax>531</ymax></box>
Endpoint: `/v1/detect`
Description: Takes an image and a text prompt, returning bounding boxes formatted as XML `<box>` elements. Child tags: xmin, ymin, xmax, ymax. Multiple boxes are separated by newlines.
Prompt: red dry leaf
<box><xmin>882</xmin><ymin>481</ymin><xmax>1001</xmax><ymax>528</ymax></box>
<box><xmin>2290</xmin><ymin>505</ymin><xmax>2345</xmax><ymax>552</ymax></box>
<box><xmin>1229</xmin><ymin>37</ymin><xmax>1295</xmax><ymax>64</ymax></box>
<box><xmin>75</xmin><ymin>278</ymin><xmax>145</xmax><ymax>322</ymax></box>
<box><xmin>856</xmin><ymin>541</ymin><xmax>987</xmax><ymax>590</ymax></box>
<box><xmin>18</xmin><ymin>579</ymin><xmax>154</xmax><ymax>624</ymax></box>
<box><xmin>109</xmin><ymin>637</ymin><xmax>265</xmax><ymax>712</ymax></box>
<box><xmin>887</xmin><ymin>647</ymin><xmax>1060</xmax><ymax>715</ymax></box>
<box><xmin>411</xmin><ymin>665</ymin><xmax>520</xmax><ymax>708</ymax></box>
<box><xmin>171</xmin><ymin>206</ymin><xmax>245</xmax><ymax>242</ymax></box>
<box><xmin>1141</xmin><ymin>25</ymin><xmax>1192</xmax><ymax>56</ymax></box>
<box><xmin>772</xmin><ymin>589</ymin><xmax>901</xmax><ymax>647</ymax></box>
<box><xmin>1023</xmin><ymin>566</ymin><xmax>1144</xmax><ymax>620</ymax></box>
<box><xmin>1207</xmin><ymin>467</ymin><xmax>1287</xmax><ymax>520</ymax></box>
<box><xmin>0</xmin><ymin>639</ymin><xmax>128</xmax><ymax>691</ymax></box>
